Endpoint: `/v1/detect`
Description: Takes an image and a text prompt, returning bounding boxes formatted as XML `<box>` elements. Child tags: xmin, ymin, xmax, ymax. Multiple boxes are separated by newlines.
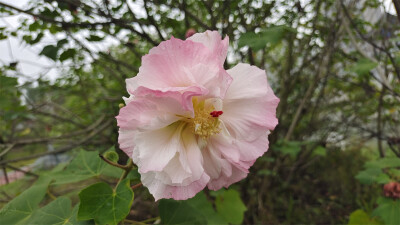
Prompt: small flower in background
<box><xmin>185</xmin><ymin>28</ymin><xmax>196</xmax><ymax>38</ymax></box>
<box><xmin>383</xmin><ymin>181</ymin><xmax>400</xmax><ymax>199</ymax></box>
<box><xmin>116</xmin><ymin>31</ymin><xmax>279</xmax><ymax>200</ymax></box>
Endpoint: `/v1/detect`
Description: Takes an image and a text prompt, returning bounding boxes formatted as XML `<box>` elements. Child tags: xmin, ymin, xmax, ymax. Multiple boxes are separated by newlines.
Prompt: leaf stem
<box><xmin>46</xmin><ymin>188</ymin><xmax>56</xmax><ymax>200</ymax></box>
<box><xmin>99</xmin><ymin>154</ymin><xmax>129</xmax><ymax>170</ymax></box>
<box><xmin>140</xmin><ymin>216</ymin><xmax>160</xmax><ymax>223</ymax></box>
<box><xmin>116</xmin><ymin>159</ymin><xmax>134</xmax><ymax>187</ymax></box>
<box><xmin>131</xmin><ymin>182</ymin><xmax>142</xmax><ymax>190</ymax></box>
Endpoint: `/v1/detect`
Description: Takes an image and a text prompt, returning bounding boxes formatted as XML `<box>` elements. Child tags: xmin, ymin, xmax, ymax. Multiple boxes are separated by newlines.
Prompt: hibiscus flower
<box><xmin>116</xmin><ymin>31</ymin><xmax>279</xmax><ymax>200</ymax></box>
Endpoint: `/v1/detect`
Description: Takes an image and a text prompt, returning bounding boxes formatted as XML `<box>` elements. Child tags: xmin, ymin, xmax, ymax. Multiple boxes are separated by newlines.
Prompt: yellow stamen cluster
<box><xmin>190</xmin><ymin>98</ymin><xmax>221</xmax><ymax>139</ymax></box>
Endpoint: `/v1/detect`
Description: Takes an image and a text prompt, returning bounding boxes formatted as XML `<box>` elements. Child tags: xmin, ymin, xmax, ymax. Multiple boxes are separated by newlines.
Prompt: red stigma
<box><xmin>210</xmin><ymin>111</ymin><xmax>223</xmax><ymax>117</ymax></box>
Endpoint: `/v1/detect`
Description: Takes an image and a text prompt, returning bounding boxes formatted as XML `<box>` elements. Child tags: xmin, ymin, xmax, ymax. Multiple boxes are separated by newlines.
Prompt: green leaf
<box><xmin>47</xmin><ymin>150</ymin><xmax>122</xmax><ymax>185</ymax></box>
<box><xmin>0</xmin><ymin>177</ymin><xmax>51</xmax><ymax>224</ymax></box>
<box><xmin>355</xmin><ymin>168</ymin><xmax>390</xmax><ymax>185</ymax></box>
<box><xmin>159</xmin><ymin>199</ymin><xmax>207</xmax><ymax>225</ymax></box>
<box><xmin>28</xmin><ymin>22</ymin><xmax>40</xmax><ymax>31</ymax></box>
<box><xmin>350</xmin><ymin>58</ymin><xmax>378</xmax><ymax>77</ymax></box>
<box><xmin>57</xmin><ymin>39</ymin><xmax>68</xmax><ymax>47</ymax></box>
<box><xmin>39</xmin><ymin>45</ymin><xmax>59</xmax><ymax>61</ymax></box>
<box><xmin>238</xmin><ymin>26</ymin><xmax>295</xmax><ymax>50</ymax></box>
<box><xmin>275</xmin><ymin>140</ymin><xmax>302</xmax><ymax>158</ymax></box>
<box><xmin>30</xmin><ymin>32</ymin><xmax>44</xmax><ymax>45</ymax></box>
<box><xmin>59</xmin><ymin>49</ymin><xmax>77</xmax><ymax>62</ymax></box>
<box><xmin>0</xmin><ymin>75</ymin><xmax>18</xmax><ymax>89</ymax></box>
<box><xmin>372</xmin><ymin>198</ymin><xmax>400</xmax><ymax>225</ymax></box>
<box><xmin>312</xmin><ymin>146</ymin><xmax>327</xmax><ymax>157</ymax></box>
<box><xmin>30</xmin><ymin>197</ymin><xmax>92</xmax><ymax>225</ymax></box>
<box><xmin>187</xmin><ymin>192</ymin><xmax>227</xmax><ymax>225</ymax></box>
<box><xmin>104</xmin><ymin>147</ymin><xmax>119</xmax><ymax>163</ymax></box>
<box><xmin>86</xmin><ymin>35</ymin><xmax>104</xmax><ymax>42</ymax></box>
<box><xmin>365</xmin><ymin>157</ymin><xmax>400</xmax><ymax>169</ymax></box>
<box><xmin>78</xmin><ymin>179</ymin><xmax>134</xmax><ymax>225</ymax></box>
<box><xmin>215</xmin><ymin>189</ymin><xmax>247</xmax><ymax>225</ymax></box>
<box><xmin>257</xmin><ymin>169</ymin><xmax>276</xmax><ymax>176</ymax></box>
<box><xmin>348</xmin><ymin>209</ymin><xmax>382</xmax><ymax>225</ymax></box>
<box><xmin>158</xmin><ymin>191</ymin><xmax>227</xmax><ymax>224</ymax></box>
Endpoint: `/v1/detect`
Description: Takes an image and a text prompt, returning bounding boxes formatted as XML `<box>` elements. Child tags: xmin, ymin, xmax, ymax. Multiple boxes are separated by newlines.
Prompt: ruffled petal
<box><xmin>133</xmin><ymin>86</ymin><xmax>207</xmax><ymax>113</ymax></box>
<box><xmin>225</xmin><ymin>63</ymin><xmax>271</xmax><ymax>100</ymax></box>
<box><xmin>221</xmin><ymin>63</ymin><xmax>279</xmax><ymax>141</ymax></box>
<box><xmin>133</xmin><ymin>122</ymin><xmax>186</xmax><ymax>173</ymax></box>
<box><xmin>234</xmin><ymin>131</ymin><xmax>270</xmax><ymax>163</ymax></box>
<box><xmin>126</xmin><ymin>37</ymin><xmax>231</xmax><ymax>99</ymax></box>
<box><xmin>142</xmin><ymin>171</ymin><xmax>210</xmax><ymax>201</ymax></box>
<box><xmin>188</xmin><ymin>30</ymin><xmax>229</xmax><ymax>65</ymax></box>
<box><xmin>207</xmin><ymin>164</ymin><xmax>248</xmax><ymax>191</ymax></box>
<box><xmin>117</xmin><ymin>129</ymin><xmax>136</xmax><ymax>158</ymax></box>
<box><xmin>116</xmin><ymin>98</ymin><xmax>178</xmax><ymax>131</ymax></box>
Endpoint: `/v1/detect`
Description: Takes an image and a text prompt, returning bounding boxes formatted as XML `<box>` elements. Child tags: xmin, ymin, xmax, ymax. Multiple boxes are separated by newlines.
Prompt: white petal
<box><xmin>134</xmin><ymin>122</ymin><xmax>185</xmax><ymax>173</ymax></box>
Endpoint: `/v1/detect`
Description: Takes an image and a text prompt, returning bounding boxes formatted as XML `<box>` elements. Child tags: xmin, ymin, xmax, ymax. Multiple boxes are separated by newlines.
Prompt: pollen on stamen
<box><xmin>210</xmin><ymin>111</ymin><xmax>223</xmax><ymax>117</ymax></box>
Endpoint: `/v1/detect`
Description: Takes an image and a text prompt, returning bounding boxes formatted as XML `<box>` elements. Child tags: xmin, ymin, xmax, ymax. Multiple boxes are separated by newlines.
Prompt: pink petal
<box><xmin>133</xmin><ymin>85</ymin><xmax>207</xmax><ymax>113</ymax></box>
<box><xmin>142</xmin><ymin>171</ymin><xmax>210</xmax><ymax>201</ymax></box>
<box><xmin>202</xmin><ymin>143</ymin><xmax>232</xmax><ymax>180</ymax></box>
<box><xmin>207</xmin><ymin>164</ymin><xmax>248</xmax><ymax>191</ymax></box>
<box><xmin>188</xmin><ymin>30</ymin><xmax>229</xmax><ymax>65</ymax></box>
<box><xmin>225</xmin><ymin>63</ymin><xmax>271</xmax><ymax>100</ymax></box>
<box><xmin>234</xmin><ymin>132</ymin><xmax>270</xmax><ymax>163</ymax></box>
<box><xmin>221</xmin><ymin>63</ymin><xmax>279</xmax><ymax>141</ymax></box>
<box><xmin>126</xmin><ymin>37</ymin><xmax>231</xmax><ymax>99</ymax></box>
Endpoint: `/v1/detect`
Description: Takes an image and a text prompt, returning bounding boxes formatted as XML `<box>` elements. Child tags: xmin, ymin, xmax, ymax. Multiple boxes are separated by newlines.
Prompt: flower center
<box><xmin>190</xmin><ymin>98</ymin><xmax>222</xmax><ymax>139</ymax></box>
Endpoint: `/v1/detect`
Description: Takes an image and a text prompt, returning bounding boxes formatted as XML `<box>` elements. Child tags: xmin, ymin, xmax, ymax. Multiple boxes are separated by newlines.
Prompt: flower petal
<box><xmin>188</xmin><ymin>30</ymin><xmax>229</xmax><ymax>65</ymax></box>
<box><xmin>126</xmin><ymin>37</ymin><xmax>231</xmax><ymax>99</ymax></box>
<box><xmin>118</xmin><ymin>129</ymin><xmax>136</xmax><ymax>158</ymax></box>
<box><xmin>207</xmin><ymin>164</ymin><xmax>248</xmax><ymax>191</ymax></box>
<box><xmin>142</xmin><ymin>171</ymin><xmax>210</xmax><ymax>201</ymax></box>
<box><xmin>133</xmin><ymin>122</ymin><xmax>185</xmax><ymax>173</ymax></box>
<box><xmin>221</xmin><ymin>63</ymin><xmax>279</xmax><ymax>141</ymax></box>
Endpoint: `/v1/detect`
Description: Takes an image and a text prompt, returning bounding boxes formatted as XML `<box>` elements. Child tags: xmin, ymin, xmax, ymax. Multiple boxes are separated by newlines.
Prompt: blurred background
<box><xmin>0</xmin><ymin>0</ymin><xmax>399</xmax><ymax>224</ymax></box>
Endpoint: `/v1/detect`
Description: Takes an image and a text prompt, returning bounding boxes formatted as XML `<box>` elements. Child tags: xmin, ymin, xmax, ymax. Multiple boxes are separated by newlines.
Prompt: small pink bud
<box><xmin>185</xmin><ymin>28</ymin><xmax>196</xmax><ymax>39</ymax></box>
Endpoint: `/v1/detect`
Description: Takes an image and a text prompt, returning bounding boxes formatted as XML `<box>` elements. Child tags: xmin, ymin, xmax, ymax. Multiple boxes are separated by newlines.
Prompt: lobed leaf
<box><xmin>78</xmin><ymin>179</ymin><xmax>134</xmax><ymax>225</ymax></box>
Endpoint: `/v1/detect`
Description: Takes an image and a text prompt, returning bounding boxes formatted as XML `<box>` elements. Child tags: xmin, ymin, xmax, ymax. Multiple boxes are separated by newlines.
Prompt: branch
<box><xmin>6</xmin><ymin>164</ymin><xmax>38</xmax><ymax>177</ymax></box>
<box><xmin>143</xmin><ymin>0</ymin><xmax>165</xmax><ymax>41</ymax></box>
<box><xmin>0</xmin><ymin>144</ymin><xmax>15</xmax><ymax>158</ymax></box>
<box><xmin>0</xmin><ymin>1</ymin><xmax>158</xmax><ymax>46</ymax></box>
<box><xmin>0</xmin><ymin>119</ymin><xmax>113</xmax><ymax>166</ymax></box>
<box><xmin>9</xmin><ymin>115</ymin><xmax>106</xmax><ymax>146</ymax></box>
<box><xmin>340</xmin><ymin>0</ymin><xmax>400</xmax><ymax>80</ymax></box>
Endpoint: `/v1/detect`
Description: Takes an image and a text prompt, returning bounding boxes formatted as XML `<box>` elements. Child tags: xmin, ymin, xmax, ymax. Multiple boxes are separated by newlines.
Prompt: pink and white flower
<box><xmin>116</xmin><ymin>31</ymin><xmax>279</xmax><ymax>200</ymax></box>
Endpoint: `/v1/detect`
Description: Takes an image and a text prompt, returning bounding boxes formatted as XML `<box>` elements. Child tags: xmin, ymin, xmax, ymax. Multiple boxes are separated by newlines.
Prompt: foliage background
<box><xmin>0</xmin><ymin>0</ymin><xmax>399</xmax><ymax>224</ymax></box>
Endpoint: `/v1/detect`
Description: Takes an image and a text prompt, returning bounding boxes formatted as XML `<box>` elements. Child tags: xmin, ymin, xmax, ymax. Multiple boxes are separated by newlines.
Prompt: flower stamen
<box><xmin>186</xmin><ymin>98</ymin><xmax>222</xmax><ymax>139</ymax></box>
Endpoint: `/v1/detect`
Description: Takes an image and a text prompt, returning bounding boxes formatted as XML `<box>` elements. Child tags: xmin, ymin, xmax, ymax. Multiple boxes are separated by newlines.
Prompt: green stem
<box><xmin>140</xmin><ymin>217</ymin><xmax>160</xmax><ymax>223</ymax></box>
<box><xmin>116</xmin><ymin>159</ymin><xmax>134</xmax><ymax>187</ymax></box>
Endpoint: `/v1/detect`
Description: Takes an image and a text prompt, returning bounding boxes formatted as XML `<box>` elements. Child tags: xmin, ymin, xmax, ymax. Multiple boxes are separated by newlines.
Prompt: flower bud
<box><xmin>383</xmin><ymin>181</ymin><xmax>400</xmax><ymax>199</ymax></box>
<box><xmin>185</xmin><ymin>28</ymin><xmax>196</xmax><ymax>39</ymax></box>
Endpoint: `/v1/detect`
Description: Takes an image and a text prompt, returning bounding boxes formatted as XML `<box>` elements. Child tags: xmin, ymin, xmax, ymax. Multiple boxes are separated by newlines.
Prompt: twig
<box><xmin>117</xmin><ymin>160</ymin><xmax>134</xmax><ymax>184</ymax></box>
<box><xmin>0</xmin><ymin>144</ymin><xmax>15</xmax><ymax>158</ymax></box>
<box><xmin>0</xmin><ymin>119</ymin><xmax>113</xmax><ymax>166</ymax></box>
<box><xmin>131</xmin><ymin>182</ymin><xmax>142</xmax><ymax>190</ymax></box>
<box><xmin>6</xmin><ymin>164</ymin><xmax>38</xmax><ymax>177</ymax></box>
<box><xmin>99</xmin><ymin>154</ymin><xmax>130</xmax><ymax>170</ymax></box>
